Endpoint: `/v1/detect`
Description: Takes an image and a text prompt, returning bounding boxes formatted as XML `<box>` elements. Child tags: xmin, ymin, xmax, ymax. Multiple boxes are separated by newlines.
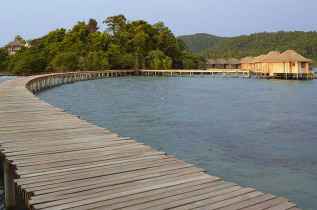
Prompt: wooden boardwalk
<box><xmin>0</xmin><ymin>71</ymin><xmax>300</xmax><ymax>209</ymax></box>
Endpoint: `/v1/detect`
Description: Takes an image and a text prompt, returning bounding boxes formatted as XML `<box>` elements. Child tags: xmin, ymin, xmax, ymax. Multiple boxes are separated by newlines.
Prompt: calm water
<box><xmin>1</xmin><ymin>75</ymin><xmax>317</xmax><ymax>209</ymax></box>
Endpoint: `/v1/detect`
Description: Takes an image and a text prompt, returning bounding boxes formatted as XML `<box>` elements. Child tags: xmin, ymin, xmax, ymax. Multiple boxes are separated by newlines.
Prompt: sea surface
<box><xmin>1</xmin><ymin>75</ymin><xmax>317</xmax><ymax>209</ymax></box>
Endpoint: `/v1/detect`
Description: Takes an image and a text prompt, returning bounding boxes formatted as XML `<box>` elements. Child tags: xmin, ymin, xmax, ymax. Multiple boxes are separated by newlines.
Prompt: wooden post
<box><xmin>4</xmin><ymin>163</ymin><xmax>15</xmax><ymax>209</ymax></box>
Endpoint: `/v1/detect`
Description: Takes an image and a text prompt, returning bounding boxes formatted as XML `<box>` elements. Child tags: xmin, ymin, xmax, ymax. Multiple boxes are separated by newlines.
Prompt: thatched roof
<box><xmin>272</xmin><ymin>50</ymin><xmax>311</xmax><ymax>62</ymax></box>
<box><xmin>227</xmin><ymin>58</ymin><xmax>239</xmax><ymax>65</ymax></box>
<box><xmin>5</xmin><ymin>39</ymin><xmax>23</xmax><ymax>47</ymax></box>
<box><xmin>254</xmin><ymin>55</ymin><xmax>266</xmax><ymax>63</ymax></box>
<box><xmin>260</xmin><ymin>51</ymin><xmax>281</xmax><ymax>62</ymax></box>
<box><xmin>206</xmin><ymin>59</ymin><xmax>216</xmax><ymax>65</ymax></box>
<box><xmin>216</xmin><ymin>59</ymin><xmax>227</xmax><ymax>65</ymax></box>
<box><xmin>239</xmin><ymin>57</ymin><xmax>255</xmax><ymax>64</ymax></box>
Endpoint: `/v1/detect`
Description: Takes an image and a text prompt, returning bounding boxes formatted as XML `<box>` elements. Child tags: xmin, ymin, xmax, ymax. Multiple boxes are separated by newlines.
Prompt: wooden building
<box><xmin>4</xmin><ymin>39</ymin><xmax>23</xmax><ymax>55</ymax></box>
<box><xmin>227</xmin><ymin>58</ymin><xmax>240</xmax><ymax>69</ymax></box>
<box><xmin>268</xmin><ymin>50</ymin><xmax>311</xmax><ymax>77</ymax></box>
<box><xmin>215</xmin><ymin>59</ymin><xmax>227</xmax><ymax>69</ymax></box>
<box><xmin>239</xmin><ymin>57</ymin><xmax>255</xmax><ymax>70</ymax></box>
<box><xmin>205</xmin><ymin>59</ymin><xmax>216</xmax><ymax>69</ymax></box>
<box><xmin>254</xmin><ymin>55</ymin><xmax>266</xmax><ymax>71</ymax></box>
<box><xmin>259</xmin><ymin>51</ymin><xmax>281</xmax><ymax>74</ymax></box>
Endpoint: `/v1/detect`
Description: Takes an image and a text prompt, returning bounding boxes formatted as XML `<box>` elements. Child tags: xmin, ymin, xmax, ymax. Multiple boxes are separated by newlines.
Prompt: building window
<box><xmin>301</xmin><ymin>62</ymin><xmax>306</xmax><ymax>68</ymax></box>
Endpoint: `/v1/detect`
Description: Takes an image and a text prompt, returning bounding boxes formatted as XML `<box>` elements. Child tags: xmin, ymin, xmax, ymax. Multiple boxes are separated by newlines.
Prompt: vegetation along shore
<box><xmin>1</xmin><ymin>15</ymin><xmax>317</xmax><ymax>76</ymax></box>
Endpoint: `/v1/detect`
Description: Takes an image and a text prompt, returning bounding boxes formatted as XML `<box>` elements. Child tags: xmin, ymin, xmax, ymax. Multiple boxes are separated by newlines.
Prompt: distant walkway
<box><xmin>0</xmin><ymin>70</ymin><xmax>300</xmax><ymax>209</ymax></box>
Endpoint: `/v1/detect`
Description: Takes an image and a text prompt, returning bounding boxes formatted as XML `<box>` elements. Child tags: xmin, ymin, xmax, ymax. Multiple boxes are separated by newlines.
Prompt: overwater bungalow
<box><xmin>268</xmin><ymin>50</ymin><xmax>312</xmax><ymax>78</ymax></box>
<box><xmin>259</xmin><ymin>51</ymin><xmax>281</xmax><ymax>74</ymax></box>
<box><xmin>239</xmin><ymin>57</ymin><xmax>255</xmax><ymax>70</ymax></box>
<box><xmin>205</xmin><ymin>59</ymin><xmax>216</xmax><ymax>69</ymax></box>
<box><xmin>254</xmin><ymin>55</ymin><xmax>266</xmax><ymax>71</ymax></box>
<box><xmin>227</xmin><ymin>58</ymin><xmax>239</xmax><ymax>69</ymax></box>
<box><xmin>215</xmin><ymin>59</ymin><xmax>227</xmax><ymax>69</ymax></box>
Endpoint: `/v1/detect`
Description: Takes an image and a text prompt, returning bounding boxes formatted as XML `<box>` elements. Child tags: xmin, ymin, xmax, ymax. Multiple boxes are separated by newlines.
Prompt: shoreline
<box><xmin>1</xmin><ymin>68</ymin><xmax>316</xmax><ymax>78</ymax></box>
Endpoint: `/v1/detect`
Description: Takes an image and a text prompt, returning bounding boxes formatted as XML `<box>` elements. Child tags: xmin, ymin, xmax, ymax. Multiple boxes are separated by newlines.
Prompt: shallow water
<box><xmin>1</xmin><ymin>75</ymin><xmax>317</xmax><ymax>209</ymax></box>
<box><xmin>34</xmin><ymin>76</ymin><xmax>317</xmax><ymax>209</ymax></box>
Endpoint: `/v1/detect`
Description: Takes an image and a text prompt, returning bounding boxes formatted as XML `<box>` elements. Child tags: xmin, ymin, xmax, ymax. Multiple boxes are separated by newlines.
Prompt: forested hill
<box><xmin>0</xmin><ymin>15</ymin><xmax>204</xmax><ymax>75</ymax></box>
<box><xmin>199</xmin><ymin>31</ymin><xmax>317</xmax><ymax>64</ymax></box>
<box><xmin>177</xmin><ymin>33</ymin><xmax>226</xmax><ymax>53</ymax></box>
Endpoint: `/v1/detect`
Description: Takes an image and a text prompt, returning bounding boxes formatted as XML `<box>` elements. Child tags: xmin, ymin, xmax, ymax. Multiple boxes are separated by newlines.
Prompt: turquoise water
<box><xmin>1</xmin><ymin>75</ymin><xmax>317</xmax><ymax>209</ymax></box>
<box><xmin>34</xmin><ymin>76</ymin><xmax>317</xmax><ymax>209</ymax></box>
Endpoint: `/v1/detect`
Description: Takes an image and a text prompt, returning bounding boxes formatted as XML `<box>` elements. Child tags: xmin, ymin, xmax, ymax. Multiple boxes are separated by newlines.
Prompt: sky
<box><xmin>1</xmin><ymin>0</ymin><xmax>317</xmax><ymax>46</ymax></box>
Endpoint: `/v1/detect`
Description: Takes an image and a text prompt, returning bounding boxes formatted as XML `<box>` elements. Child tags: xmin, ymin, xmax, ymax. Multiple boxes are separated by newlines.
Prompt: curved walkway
<box><xmin>0</xmin><ymin>71</ymin><xmax>300</xmax><ymax>210</ymax></box>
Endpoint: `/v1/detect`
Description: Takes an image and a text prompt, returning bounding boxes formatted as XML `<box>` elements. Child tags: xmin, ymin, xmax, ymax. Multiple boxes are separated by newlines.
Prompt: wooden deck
<box><xmin>0</xmin><ymin>71</ymin><xmax>300</xmax><ymax>209</ymax></box>
<box><xmin>139</xmin><ymin>69</ymin><xmax>315</xmax><ymax>79</ymax></box>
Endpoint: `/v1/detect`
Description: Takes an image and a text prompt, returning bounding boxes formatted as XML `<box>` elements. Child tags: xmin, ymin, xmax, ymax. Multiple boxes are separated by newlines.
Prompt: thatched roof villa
<box><xmin>227</xmin><ymin>58</ymin><xmax>240</xmax><ymax>69</ymax></box>
<box><xmin>205</xmin><ymin>59</ymin><xmax>216</xmax><ymax>69</ymax></box>
<box><xmin>215</xmin><ymin>59</ymin><xmax>227</xmax><ymax>69</ymax></box>
<box><xmin>267</xmin><ymin>50</ymin><xmax>311</xmax><ymax>76</ymax></box>
<box><xmin>239</xmin><ymin>56</ymin><xmax>255</xmax><ymax>70</ymax></box>
<box><xmin>238</xmin><ymin>50</ymin><xmax>313</xmax><ymax>79</ymax></box>
<box><xmin>4</xmin><ymin>39</ymin><xmax>23</xmax><ymax>55</ymax></box>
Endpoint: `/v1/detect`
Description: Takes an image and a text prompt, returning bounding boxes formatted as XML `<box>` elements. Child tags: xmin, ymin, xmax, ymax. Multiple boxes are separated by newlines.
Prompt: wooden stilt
<box><xmin>4</xmin><ymin>163</ymin><xmax>15</xmax><ymax>209</ymax></box>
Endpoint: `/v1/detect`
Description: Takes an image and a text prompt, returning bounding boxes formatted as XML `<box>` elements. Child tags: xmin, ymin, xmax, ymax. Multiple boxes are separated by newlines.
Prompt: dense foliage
<box><xmin>199</xmin><ymin>31</ymin><xmax>317</xmax><ymax>64</ymax></box>
<box><xmin>178</xmin><ymin>33</ymin><xmax>225</xmax><ymax>53</ymax></box>
<box><xmin>0</xmin><ymin>15</ymin><xmax>202</xmax><ymax>75</ymax></box>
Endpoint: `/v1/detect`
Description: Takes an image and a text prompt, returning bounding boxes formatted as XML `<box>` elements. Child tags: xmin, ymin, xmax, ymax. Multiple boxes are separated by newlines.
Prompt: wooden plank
<box><xmin>31</xmin><ymin>174</ymin><xmax>212</xmax><ymax>209</ymax></box>
<box><xmin>75</xmin><ymin>181</ymin><xmax>230</xmax><ymax>210</ymax></box>
<box><xmin>196</xmin><ymin>191</ymin><xmax>264</xmax><ymax>209</ymax></box>
<box><xmin>216</xmin><ymin>194</ymin><xmax>277</xmax><ymax>210</ymax></box>
<box><xmin>30</xmin><ymin>163</ymin><xmax>202</xmax><ymax>196</ymax></box>
<box><xmin>19</xmin><ymin>158</ymin><xmax>185</xmax><ymax>188</ymax></box>
<box><xmin>265</xmin><ymin>202</ymin><xmax>297</xmax><ymax>210</ymax></box>
<box><xmin>30</xmin><ymin>171</ymin><xmax>211</xmax><ymax>207</ymax></box>
<box><xmin>242</xmin><ymin>197</ymin><xmax>290</xmax><ymax>210</ymax></box>
<box><xmin>149</xmin><ymin>188</ymin><xmax>255</xmax><ymax>210</ymax></box>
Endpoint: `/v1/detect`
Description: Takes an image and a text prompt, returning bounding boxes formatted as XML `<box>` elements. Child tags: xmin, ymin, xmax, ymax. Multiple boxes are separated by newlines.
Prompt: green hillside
<box><xmin>0</xmin><ymin>15</ymin><xmax>204</xmax><ymax>75</ymax></box>
<box><xmin>200</xmin><ymin>31</ymin><xmax>317</xmax><ymax>64</ymax></box>
<box><xmin>178</xmin><ymin>33</ymin><xmax>226</xmax><ymax>53</ymax></box>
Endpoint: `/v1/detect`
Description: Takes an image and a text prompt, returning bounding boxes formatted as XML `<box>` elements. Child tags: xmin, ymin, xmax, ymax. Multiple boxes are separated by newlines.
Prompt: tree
<box><xmin>49</xmin><ymin>52</ymin><xmax>79</xmax><ymax>72</ymax></box>
<box><xmin>78</xmin><ymin>51</ymin><xmax>109</xmax><ymax>71</ymax></box>
<box><xmin>6</xmin><ymin>48</ymin><xmax>47</xmax><ymax>74</ymax></box>
<box><xmin>155</xmin><ymin>29</ymin><xmax>182</xmax><ymax>68</ymax></box>
<box><xmin>1</xmin><ymin>15</ymin><xmax>199</xmax><ymax>74</ymax></box>
<box><xmin>88</xmin><ymin>18</ymin><xmax>99</xmax><ymax>33</ymax></box>
<box><xmin>45</xmin><ymin>28</ymin><xmax>66</xmax><ymax>44</ymax></box>
<box><xmin>146</xmin><ymin>49</ymin><xmax>172</xmax><ymax>70</ymax></box>
<box><xmin>103</xmin><ymin>14</ymin><xmax>127</xmax><ymax>35</ymax></box>
<box><xmin>0</xmin><ymin>48</ymin><xmax>8</xmax><ymax>72</ymax></box>
<box><xmin>63</xmin><ymin>21</ymin><xmax>90</xmax><ymax>43</ymax></box>
<box><xmin>15</xmin><ymin>35</ymin><xmax>26</xmax><ymax>44</ymax></box>
<box><xmin>182</xmin><ymin>51</ymin><xmax>200</xmax><ymax>69</ymax></box>
<box><xmin>162</xmin><ymin>57</ymin><xmax>172</xmax><ymax>69</ymax></box>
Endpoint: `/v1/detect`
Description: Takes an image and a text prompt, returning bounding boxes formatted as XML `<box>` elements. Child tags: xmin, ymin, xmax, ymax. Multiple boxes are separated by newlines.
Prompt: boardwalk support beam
<box><xmin>4</xmin><ymin>163</ymin><xmax>15</xmax><ymax>210</ymax></box>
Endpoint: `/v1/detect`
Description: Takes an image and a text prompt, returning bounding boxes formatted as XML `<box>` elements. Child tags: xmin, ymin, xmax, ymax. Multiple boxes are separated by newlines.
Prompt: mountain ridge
<box><xmin>178</xmin><ymin>31</ymin><xmax>317</xmax><ymax>64</ymax></box>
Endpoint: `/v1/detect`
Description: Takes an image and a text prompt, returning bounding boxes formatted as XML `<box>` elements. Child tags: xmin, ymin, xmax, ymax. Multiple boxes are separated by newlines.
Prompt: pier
<box><xmin>0</xmin><ymin>70</ymin><xmax>301</xmax><ymax>209</ymax></box>
<box><xmin>139</xmin><ymin>69</ymin><xmax>315</xmax><ymax>79</ymax></box>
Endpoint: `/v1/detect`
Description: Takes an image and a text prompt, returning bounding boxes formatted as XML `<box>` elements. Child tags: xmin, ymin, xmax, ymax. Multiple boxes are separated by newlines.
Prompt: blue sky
<box><xmin>1</xmin><ymin>0</ymin><xmax>317</xmax><ymax>46</ymax></box>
